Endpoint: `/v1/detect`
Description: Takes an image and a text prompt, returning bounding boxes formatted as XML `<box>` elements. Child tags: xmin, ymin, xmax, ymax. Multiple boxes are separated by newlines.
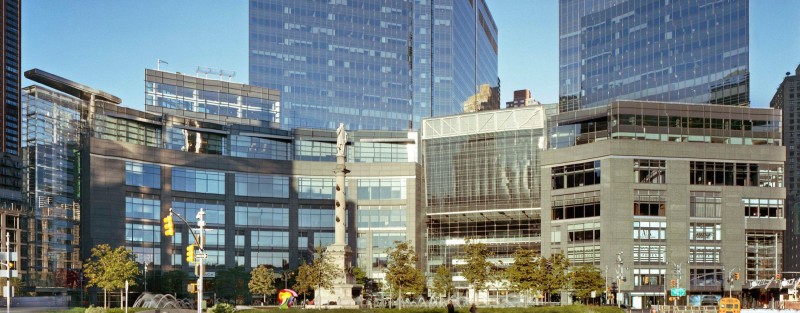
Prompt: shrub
<box><xmin>85</xmin><ymin>306</ymin><xmax>107</xmax><ymax>313</ymax></box>
<box><xmin>207</xmin><ymin>303</ymin><xmax>237</xmax><ymax>313</ymax></box>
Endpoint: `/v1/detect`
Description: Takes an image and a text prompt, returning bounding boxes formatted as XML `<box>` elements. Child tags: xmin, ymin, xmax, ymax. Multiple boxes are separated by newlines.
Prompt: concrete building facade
<box><xmin>771</xmin><ymin>64</ymin><xmax>800</xmax><ymax>274</ymax></box>
<box><xmin>542</xmin><ymin>101</ymin><xmax>784</xmax><ymax>308</ymax></box>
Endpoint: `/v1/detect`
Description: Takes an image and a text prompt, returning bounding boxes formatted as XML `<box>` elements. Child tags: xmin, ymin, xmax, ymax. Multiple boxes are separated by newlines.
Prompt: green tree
<box><xmin>249</xmin><ymin>265</ymin><xmax>277</xmax><ymax>304</ymax></box>
<box><xmin>83</xmin><ymin>244</ymin><xmax>140</xmax><ymax>308</ymax></box>
<box><xmin>293</xmin><ymin>246</ymin><xmax>339</xmax><ymax>307</ymax></box>
<box><xmin>570</xmin><ymin>264</ymin><xmax>606</xmax><ymax>304</ymax></box>
<box><xmin>351</xmin><ymin>266</ymin><xmax>367</xmax><ymax>286</ymax></box>
<box><xmin>215</xmin><ymin>266</ymin><xmax>251</xmax><ymax>304</ymax></box>
<box><xmin>462</xmin><ymin>239</ymin><xmax>493</xmax><ymax>304</ymax></box>
<box><xmin>431</xmin><ymin>265</ymin><xmax>454</xmax><ymax>299</ymax></box>
<box><xmin>385</xmin><ymin>241</ymin><xmax>426</xmax><ymax>308</ymax></box>
<box><xmin>160</xmin><ymin>270</ymin><xmax>189</xmax><ymax>297</ymax></box>
<box><xmin>535</xmin><ymin>252</ymin><xmax>570</xmax><ymax>302</ymax></box>
<box><xmin>505</xmin><ymin>249</ymin><xmax>538</xmax><ymax>304</ymax></box>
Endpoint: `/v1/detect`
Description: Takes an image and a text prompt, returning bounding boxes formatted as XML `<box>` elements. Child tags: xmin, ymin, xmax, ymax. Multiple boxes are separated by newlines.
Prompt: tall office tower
<box><xmin>771</xmin><ymin>65</ymin><xmax>800</xmax><ymax>273</ymax></box>
<box><xmin>0</xmin><ymin>0</ymin><xmax>22</xmax><ymax>272</ymax></box>
<box><xmin>249</xmin><ymin>0</ymin><xmax>499</xmax><ymax>131</ymax></box>
<box><xmin>559</xmin><ymin>0</ymin><xmax>750</xmax><ymax>112</ymax></box>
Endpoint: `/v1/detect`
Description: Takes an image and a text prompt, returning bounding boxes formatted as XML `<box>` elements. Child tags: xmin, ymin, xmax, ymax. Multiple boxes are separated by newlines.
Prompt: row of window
<box><xmin>126</xmin><ymin>162</ymin><xmax>407</xmax><ymax>200</ymax></box>
<box><xmin>551</xmin><ymin>161</ymin><xmax>601</xmax><ymax>190</ymax></box>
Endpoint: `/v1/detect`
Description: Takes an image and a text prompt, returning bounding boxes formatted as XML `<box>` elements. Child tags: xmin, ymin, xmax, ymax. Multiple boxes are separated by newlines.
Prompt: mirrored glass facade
<box><xmin>22</xmin><ymin>86</ymin><xmax>84</xmax><ymax>287</ymax></box>
<box><xmin>422</xmin><ymin>107</ymin><xmax>545</xmax><ymax>290</ymax></box>
<box><xmin>559</xmin><ymin>0</ymin><xmax>749</xmax><ymax>112</ymax></box>
<box><xmin>249</xmin><ymin>0</ymin><xmax>499</xmax><ymax>131</ymax></box>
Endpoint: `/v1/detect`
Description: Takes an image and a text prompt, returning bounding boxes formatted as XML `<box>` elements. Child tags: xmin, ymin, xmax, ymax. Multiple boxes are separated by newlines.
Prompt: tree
<box><xmin>160</xmin><ymin>270</ymin><xmax>189</xmax><ymax>297</ymax></box>
<box><xmin>293</xmin><ymin>246</ymin><xmax>339</xmax><ymax>307</ymax></box>
<box><xmin>351</xmin><ymin>266</ymin><xmax>367</xmax><ymax>286</ymax></box>
<box><xmin>215</xmin><ymin>266</ymin><xmax>251</xmax><ymax>304</ymax></box>
<box><xmin>462</xmin><ymin>239</ymin><xmax>493</xmax><ymax>304</ymax></box>
<box><xmin>431</xmin><ymin>265</ymin><xmax>454</xmax><ymax>299</ymax></box>
<box><xmin>385</xmin><ymin>241</ymin><xmax>426</xmax><ymax>308</ymax></box>
<box><xmin>506</xmin><ymin>249</ymin><xmax>538</xmax><ymax>304</ymax></box>
<box><xmin>570</xmin><ymin>264</ymin><xmax>606</xmax><ymax>304</ymax></box>
<box><xmin>83</xmin><ymin>244</ymin><xmax>140</xmax><ymax>308</ymax></box>
<box><xmin>535</xmin><ymin>252</ymin><xmax>570</xmax><ymax>302</ymax></box>
<box><xmin>249</xmin><ymin>265</ymin><xmax>277</xmax><ymax>304</ymax></box>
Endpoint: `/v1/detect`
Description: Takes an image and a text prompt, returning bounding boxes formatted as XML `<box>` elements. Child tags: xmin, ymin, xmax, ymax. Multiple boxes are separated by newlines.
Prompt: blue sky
<box><xmin>23</xmin><ymin>1</ymin><xmax>800</xmax><ymax>110</ymax></box>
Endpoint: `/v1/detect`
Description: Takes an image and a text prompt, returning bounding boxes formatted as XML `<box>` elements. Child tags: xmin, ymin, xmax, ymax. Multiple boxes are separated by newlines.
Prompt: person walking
<box><xmin>447</xmin><ymin>300</ymin><xmax>455</xmax><ymax>313</ymax></box>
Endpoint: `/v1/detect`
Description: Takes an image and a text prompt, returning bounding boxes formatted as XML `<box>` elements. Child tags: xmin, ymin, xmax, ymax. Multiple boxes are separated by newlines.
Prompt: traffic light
<box><xmin>644</xmin><ymin>276</ymin><xmax>650</xmax><ymax>284</ymax></box>
<box><xmin>670</xmin><ymin>279</ymin><xmax>676</xmax><ymax>287</ymax></box>
<box><xmin>188</xmin><ymin>283</ymin><xmax>198</xmax><ymax>293</ymax></box>
<box><xmin>186</xmin><ymin>244</ymin><xmax>196</xmax><ymax>263</ymax></box>
<box><xmin>7</xmin><ymin>261</ymin><xmax>12</xmax><ymax>269</ymax></box>
<box><xmin>734</xmin><ymin>272</ymin><xmax>740</xmax><ymax>281</ymax></box>
<box><xmin>163</xmin><ymin>215</ymin><xmax>175</xmax><ymax>237</ymax></box>
<box><xmin>777</xmin><ymin>273</ymin><xmax>782</xmax><ymax>280</ymax></box>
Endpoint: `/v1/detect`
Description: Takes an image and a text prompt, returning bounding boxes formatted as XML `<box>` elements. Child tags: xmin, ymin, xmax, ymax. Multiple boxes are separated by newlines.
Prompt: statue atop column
<box><xmin>336</xmin><ymin>123</ymin><xmax>347</xmax><ymax>157</ymax></box>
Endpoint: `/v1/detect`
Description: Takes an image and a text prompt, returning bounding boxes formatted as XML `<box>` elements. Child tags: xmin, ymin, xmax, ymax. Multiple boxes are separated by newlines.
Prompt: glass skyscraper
<box><xmin>559</xmin><ymin>0</ymin><xmax>749</xmax><ymax>112</ymax></box>
<box><xmin>249</xmin><ymin>0</ymin><xmax>499</xmax><ymax>131</ymax></box>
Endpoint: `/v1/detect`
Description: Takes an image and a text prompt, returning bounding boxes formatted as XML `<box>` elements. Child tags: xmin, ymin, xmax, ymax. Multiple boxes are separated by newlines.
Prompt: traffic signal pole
<box><xmin>165</xmin><ymin>208</ymin><xmax>206</xmax><ymax>313</ymax></box>
<box><xmin>5</xmin><ymin>232</ymin><xmax>10</xmax><ymax>313</ymax></box>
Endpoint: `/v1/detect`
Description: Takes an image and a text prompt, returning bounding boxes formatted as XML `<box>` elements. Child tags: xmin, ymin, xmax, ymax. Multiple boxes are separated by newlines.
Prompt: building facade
<box><xmin>249</xmin><ymin>0</ymin><xmax>499</xmax><ymax>131</ymax></box>
<box><xmin>771</xmin><ymin>64</ymin><xmax>800</xmax><ymax>274</ymax></box>
<box><xmin>0</xmin><ymin>0</ymin><xmax>22</xmax><ymax>269</ymax></box>
<box><xmin>22</xmin><ymin>69</ymin><xmax>123</xmax><ymax>291</ymax></box>
<box><xmin>543</xmin><ymin>101</ymin><xmax>784</xmax><ymax>308</ymax></box>
<box><xmin>24</xmin><ymin>69</ymin><xmax>422</xmax><ymax>293</ymax></box>
<box><xmin>559</xmin><ymin>0</ymin><xmax>750</xmax><ymax>112</ymax></box>
<box><xmin>505</xmin><ymin>89</ymin><xmax>541</xmax><ymax>108</ymax></box>
<box><xmin>421</xmin><ymin>106</ymin><xmax>545</xmax><ymax>299</ymax></box>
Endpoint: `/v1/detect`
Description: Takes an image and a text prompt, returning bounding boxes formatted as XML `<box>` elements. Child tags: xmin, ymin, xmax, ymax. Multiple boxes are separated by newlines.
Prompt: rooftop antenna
<box><xmin>196</xmin><ymin>66</ymin><xmax>236</xmax><ymax>82</ymax></box>
<box><xmin>157</xmin><ymin>59</ymin><xmax>169</xmax><ymax>70</ymax></box>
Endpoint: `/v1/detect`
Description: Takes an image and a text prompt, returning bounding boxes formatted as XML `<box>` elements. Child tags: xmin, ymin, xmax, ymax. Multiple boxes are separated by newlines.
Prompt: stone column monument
<box><xmin>315</xmin><ymin>123</ymin><xmax>359</xmax><ymax>308</ymax></box>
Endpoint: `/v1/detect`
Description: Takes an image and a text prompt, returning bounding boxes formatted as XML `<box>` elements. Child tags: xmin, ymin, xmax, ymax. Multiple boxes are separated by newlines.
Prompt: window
<box><xmin>299</xmin><ymin>207</ymin><xmax>335</xmax><ymax>228</ymax></box>
<box><xmin>125</xmin><ymin>193</ymin><xmax>161</xmax><ymax>220</ymax></box>
<box><xmin>634</xmin><ymin>159</ymin><xmax>665</xmax><ymax>183</ymax></box>
<box><xmin>690</xmin><ymin>269</ymin><xmax>723</xmax><ymax>287</ymax></box>
<box><xmin>235</xmin><ymin>203</ymin><xmax>289</xmax><ymax>227</ymax></box>
<box><xmin>633</xmin><ymin>245</ymin><xmax>666</xmax><ymax>263</ymax></box>
<box><xmin>690</xmin><ymin>161</ymin><xmax>783</xmax><ymax>187</ymax></box>
<box><xmin>743</xmin><ymin>198</ymin><xmax>783</xmax><ymax>218</ymax></box>
<box><xmin>298</xmin><ymin>178</ymin><xmax>336</xmax><ymax>199</ymax></box>
<box><xmin>229</xmin><ymin>135</ymin><xmax>292</xmax><ymax>160</ymax></box>
<box><xmin>566</xmin><ymin>245</ymin><xmax>600</xmax><ymax>264</ymax></box>
<box><xmin>125</xmin><ymin>161</ymin><xmax>161</xmax><ymax>188</ymax></box>
<box><xmin>357</xmin><ymin>205</ymin><xmax>407</xmax><ymax>228</ymax></box>
<box><xmin>633</xmin><ymin>221</ymin><xmax>667</xmax><ymax>241</ymax></box>
<box><xmin>235</xmin><ymin>173</ymin><xmax>289</xmax><ymax>198</ymax></box>
<box><xmin>172</xmin><ymin>198</ymin><xmax>225</xmax><ymax>225</ymax></box>
<box><xmin>204</xmin><ymin>229</ymin><xmax>226</xmax><ymax>246</ymax></box>
<box><xmin>689</xmin><ymin>246</ymin><xmax>721</xmax><ymax>264</ymax></box>
<box><xmin>357</xmin><ymin>179</ymin><xmax>406</xmax><ymax>200</ymax></box>
<box><xmin>690</xmin><ymin>191</ymin><xmax>721</xmax><ymax>218</ymax></box>
<box><xmin>634</xmin><ymin>190</ymin><xmax>665</xmax><ymax>216</ymax></box>
<box><xmin>172</xmin><ymin>168</ymin><xmax>225</xmax><ymax>194</ymax></box>
<box><xmin>634</xmin><ymin>268</ymin><xmax>665</xmax><ymax>286</ymax></box>
<box><xmin>567</xmin><ymin>222</ymin><xmax>600</xmax><ymax>243</ymax></box>
<box><xmin>251</xmin><ymin>251</ymin><xmax>289</xmax><ymax>268</ymax></box>
<box><xmin>125</xmin><ymin>223</ymin><xmax>160</xmax><ymax>243</ymax></box>
<box><xmin>551</xmin><ymin>161</ymin><xmax>601</xmax><ymax>189</ymax></box>
<box><xmin>551</xmin><ymin>191</ymin><xmax>600</xmax><ymax>220</ymax></box>
<box><xmin>690</xmin><ymin>223</ymin><xmax>721</xmax><ymax>241</ymax></box>
<box><xmin>251</xmin><ymin>231</ymin><xmax>289</xmax><ymax>248</ymax></box>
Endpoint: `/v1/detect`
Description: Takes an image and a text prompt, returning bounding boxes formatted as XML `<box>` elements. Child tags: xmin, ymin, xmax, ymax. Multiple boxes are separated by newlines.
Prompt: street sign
<box><xmin>670</xmin><ymin>288</ymin><xmax>686</xmax><ymax>297</ymax></box>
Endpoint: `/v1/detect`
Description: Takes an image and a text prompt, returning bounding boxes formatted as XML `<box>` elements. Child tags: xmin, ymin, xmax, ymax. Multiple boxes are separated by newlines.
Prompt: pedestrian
<box><xmin>470</xmin><ymin>303</ymin><xmax>477</xmax><ymax>313</ymax></box>
<box><xmin>447</xmin><ymin>300</ymin><xmax>455</xmax><ymax>313</ymax></box>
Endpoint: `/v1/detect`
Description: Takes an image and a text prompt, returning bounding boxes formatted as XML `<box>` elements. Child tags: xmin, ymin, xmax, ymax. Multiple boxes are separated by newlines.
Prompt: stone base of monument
<box><xmin>313</xmin><ymin>244</ymin><xmax>362</xmax><ymax>309</ymax></box>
